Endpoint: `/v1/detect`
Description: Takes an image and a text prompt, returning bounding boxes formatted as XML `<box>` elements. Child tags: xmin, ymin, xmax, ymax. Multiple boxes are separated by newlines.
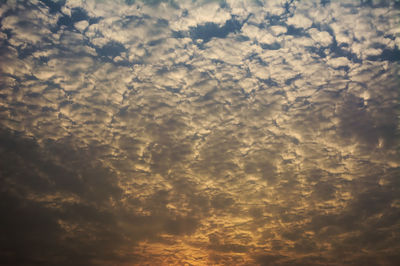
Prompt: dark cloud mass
<box><xmin>0</xmin><ymin>0</ymin><xmax>399</xmax><ymax>265</ymax></box>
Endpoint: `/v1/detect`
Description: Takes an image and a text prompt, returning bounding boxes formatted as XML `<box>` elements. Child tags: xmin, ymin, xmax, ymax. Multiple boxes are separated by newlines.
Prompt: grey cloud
<box><xmin>0</xmin><ymin>128</ymin><xmax>205</xmax><ymax>265</ymax></box>
<box><xmin>311</xmin><ymin>181</ymin><xmax>336</xmax><ymax>201</ymax></box>
<box><xmin>254</xmin><ymin>254</ymin><xmax>288</xmax><ymax>266</ymax></box>
<box><xmin>0</xmin><ymin>130</ymin><xmax>124</xmax><ymax>265</ymax></box>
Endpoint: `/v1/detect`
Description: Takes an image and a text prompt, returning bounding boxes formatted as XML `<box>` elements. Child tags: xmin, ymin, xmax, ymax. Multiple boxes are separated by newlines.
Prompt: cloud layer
<box><xmin>1</xmin><ymin>0</ymin><xmax>399</xmax><ymax>265</ymax></box>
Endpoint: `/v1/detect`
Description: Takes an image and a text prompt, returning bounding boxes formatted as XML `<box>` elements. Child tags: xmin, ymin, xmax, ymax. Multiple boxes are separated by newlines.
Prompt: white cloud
<box><xmin>308</xmin><ymin>28</ymin><xmax>332</xmax><ymax>46</ymax></box>
<box><xmin>74</xmin><ymin>20</ymin><xmax>89</xmax><ymax>32</ymax></box>
<box><xmin>327</xmin><ymin>56</ymin><xmax>350</xmax><ymax>68</ymax></box>
<box><xmin>170</xmin><ymin>1</ymin><xmax>231</xmax><ymax>31</ymax></box>
<box><xmin>286</xmin><ymin>13</ymin><xmax>313</xmax><ymax>29</ymax></box>
<box><xmin>269</xmin><ymin>25</ymin><xmax>287</xmax><ymax>36</ymax></box>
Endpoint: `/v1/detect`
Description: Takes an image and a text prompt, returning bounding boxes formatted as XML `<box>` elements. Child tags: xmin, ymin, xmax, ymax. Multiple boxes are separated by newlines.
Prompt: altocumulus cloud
<box><xmin>0</xmin><ymin>0</ymin><xmax>399</xmax><ymax>265</ymax></box>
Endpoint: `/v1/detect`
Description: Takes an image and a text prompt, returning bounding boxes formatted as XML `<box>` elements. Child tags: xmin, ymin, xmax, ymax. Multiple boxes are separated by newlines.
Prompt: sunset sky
<box><xmin>0</xmin><ymin>0</ymin><xmax>399</xmax><ymax>265</ymax></box>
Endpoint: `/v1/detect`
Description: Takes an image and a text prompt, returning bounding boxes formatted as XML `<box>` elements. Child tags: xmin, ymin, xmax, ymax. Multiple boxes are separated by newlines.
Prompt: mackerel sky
<box><xmin>0</xmin><ymin>0</ymin><xmax>399</xmax><ymax>265</ymax></box>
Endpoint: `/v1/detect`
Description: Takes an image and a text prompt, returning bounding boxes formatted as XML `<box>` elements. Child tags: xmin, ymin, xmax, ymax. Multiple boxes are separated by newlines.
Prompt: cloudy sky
<box><xmin>0</xmin><ymin>0</ymin><xmax>399</xmax><ymax>265</ymax></box>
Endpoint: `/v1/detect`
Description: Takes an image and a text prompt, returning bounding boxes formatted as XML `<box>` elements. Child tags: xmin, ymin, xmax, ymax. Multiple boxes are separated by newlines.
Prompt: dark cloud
<box><xmin>0</xmin><ymin>127</ymin><xmax>206</xmax><ymax>265</ymax></box>
<box><xmin>255</xmin><ymin>254</ymin><xmax>288</xmax><ymax>266</ymax></box>
<box><xmin>0</xmin><ymin>129</ymin><xmax>125</xmax><ymax>265</ymax></box>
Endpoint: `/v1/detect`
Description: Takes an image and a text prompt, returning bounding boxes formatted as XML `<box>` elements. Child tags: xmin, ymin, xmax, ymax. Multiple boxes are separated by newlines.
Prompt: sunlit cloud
<box><xmin>0</xmin><ymin>0</ymin><xmax>399</xmax><ymax>265</ymax></box>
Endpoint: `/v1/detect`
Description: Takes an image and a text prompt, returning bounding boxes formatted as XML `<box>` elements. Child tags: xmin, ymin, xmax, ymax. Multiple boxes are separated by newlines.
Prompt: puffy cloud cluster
<box><xmin>0</xmin><ymin>0</ymin><xmax>399</xmax><ymax>265</ymax></box>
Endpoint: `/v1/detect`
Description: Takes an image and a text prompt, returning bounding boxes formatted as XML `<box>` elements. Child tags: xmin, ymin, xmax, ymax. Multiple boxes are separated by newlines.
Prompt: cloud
<box><xmin>0</xmin><ymin>0</ymin><xmax>399</xmax><ymax>265</ymax></box>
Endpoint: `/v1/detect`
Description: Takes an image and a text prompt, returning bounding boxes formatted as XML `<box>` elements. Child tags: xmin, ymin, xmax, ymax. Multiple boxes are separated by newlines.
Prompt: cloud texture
<box><xmin>0</xmin><ymin>0</ymin><xmax>399</xmax><ymax>265</ymax></box>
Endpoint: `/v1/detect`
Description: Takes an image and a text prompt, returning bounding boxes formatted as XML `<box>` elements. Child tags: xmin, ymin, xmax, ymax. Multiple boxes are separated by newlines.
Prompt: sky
<box><xmin>0</xmin><ymin>0</ymin><xmax>399</xmax><ymax>265</ymax></box>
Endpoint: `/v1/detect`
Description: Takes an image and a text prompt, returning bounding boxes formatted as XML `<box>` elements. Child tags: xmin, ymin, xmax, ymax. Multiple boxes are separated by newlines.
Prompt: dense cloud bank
<box><xmin>1</xmin><ymin>0</ymin><xmax>399</xmax><ymax>265</ymax></box>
